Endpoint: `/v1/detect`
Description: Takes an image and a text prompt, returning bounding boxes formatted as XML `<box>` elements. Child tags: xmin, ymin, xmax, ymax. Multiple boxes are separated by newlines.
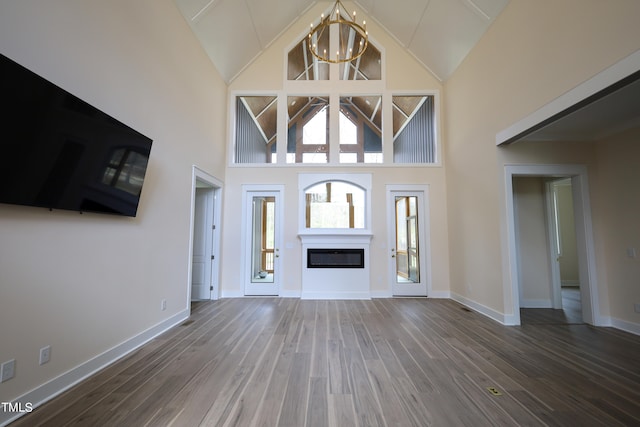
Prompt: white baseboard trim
<box><xmin>520</xmin><ymin>299</ymin><xmax>553</xmax><ymax>308</ymax></box>
<box><xmin>428</xmin><ymin>290</ymin><xmax>451</xmax><ymax>299</ymax></box>
<box><xmin>301</xmin><ymin>291</ymin><xmax>371</xmax><ymax>300</ymax></box>
<box><xmin>223</xmin><ymin>289</ymin><xmax>449</xmax><ymax>300</ymax></box>
<box><xmin>608</xmin><ymin>317</ymin><xmax>640</xmax><ymax>336</ymax></box>
<box><xmin>370</xmin><ymin>290</ymin><xmax>392</xmax><ymax>298</ymax></box>
<box><xmin>369</xmin><ymin>290</ymin><xmax>451</xmax><ymax>299</ymax></box>
<box><xmin>450</xmin><ymin>292</ymin><xmax>514</xmax><ymax>325</ymax></box>
<box><xmin>280</xmin><ymin>290</ymin><xmax>302</xmax><ymax>298</ymax></box>
<box><xmin>220</xmin><ymin>290</ymin><xmax>243</xmax><ymax>298</ymax></box>
<box><xmin>0</xmin><ymin>309</ymin><xmax>190</xmax><ymax>427</ymax></box>
<box><xmin>593</xmin><ymin>315</ymin><xmax>612</xmax><ymax>327</ymax></box>
<box><xmin>303</xmin><ymin>290</ymin><xmax>451</xmax><ymax>299</ymax></box>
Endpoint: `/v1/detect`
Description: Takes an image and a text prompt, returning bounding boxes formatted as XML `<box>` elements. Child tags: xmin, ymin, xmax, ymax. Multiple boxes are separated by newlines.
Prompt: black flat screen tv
<box><xmin>0</xmin><ymin>53</ymin><xmax>152</xmax><ymax>217</ymax></box>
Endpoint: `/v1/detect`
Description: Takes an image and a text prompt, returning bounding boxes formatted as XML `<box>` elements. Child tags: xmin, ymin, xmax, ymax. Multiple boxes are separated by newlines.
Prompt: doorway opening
<box><xmin>189</xmin><ymin>167</ymin><xmax>223</xmax><ymax>302</ymax></box>
<box><xmin>513</xmin><ymin>176</ymin><xmax>582</xmax><ymax>324</ymax></box>
<box><xmin>505</xmin><ymin>165</ymin><xmax>600</xmax><ymax>326</ymax></box>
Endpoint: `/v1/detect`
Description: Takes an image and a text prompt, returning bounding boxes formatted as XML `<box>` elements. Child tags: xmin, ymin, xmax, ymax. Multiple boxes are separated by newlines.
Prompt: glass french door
<box><xmin>387</xmin><ymin>188</ymin><xmax>428</xmax><ymax>296</ymax></box>
<box><xmin>243</xmin><ymin>188</ymin><xmax>282</xmax><ymax>295</ymax></box>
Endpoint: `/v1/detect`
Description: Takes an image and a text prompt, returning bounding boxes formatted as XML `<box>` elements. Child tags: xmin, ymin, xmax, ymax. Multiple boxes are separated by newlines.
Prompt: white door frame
<box><xmin>241</xmin><ymin>184</ymin><xmax>284</xmax><ymax>296</ymax></box>
<box><xmin>188</xmin><ymin>166</ymin><xmax>223</xmax><ymax>304</ymax></box>
<box><xmin>191</xmin><ymin>187</ymin><xmax>214</xmax><ymax>300</ymax></box>
<box><xmin>386</xmin><ymin>184</ymin><xmax>431</xmax><ymax>297</ymax></box>
<box><xmin>504</xmin><ymin>164</ymin><xmax>601</xmax><ymax>326</ymax></box>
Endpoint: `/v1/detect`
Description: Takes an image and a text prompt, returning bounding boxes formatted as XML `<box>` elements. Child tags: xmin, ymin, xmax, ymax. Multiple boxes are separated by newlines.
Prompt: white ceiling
<box><xmin>174</xmin><ymin>0</ymin><xmax>510</xmax><ymax>82</ymax></box>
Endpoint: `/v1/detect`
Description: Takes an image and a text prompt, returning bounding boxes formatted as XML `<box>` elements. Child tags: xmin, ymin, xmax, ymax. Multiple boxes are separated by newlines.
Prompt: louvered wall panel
<box><xmin>393</xmin><ymin>97</ymin><xmax>435</xmax><ymax>163</ymax></box>
<box><xmin>235</xmin><ymin>99</ymin><xmax>268</xmax><ymax>163</ymax></box>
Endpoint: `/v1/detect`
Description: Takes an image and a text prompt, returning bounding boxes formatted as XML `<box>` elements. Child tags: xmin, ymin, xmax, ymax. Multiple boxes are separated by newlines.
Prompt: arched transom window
<box><xmin>304</xmin><ymin>181</ymin><xmax>365</xmax><ymax>229</ymax></box>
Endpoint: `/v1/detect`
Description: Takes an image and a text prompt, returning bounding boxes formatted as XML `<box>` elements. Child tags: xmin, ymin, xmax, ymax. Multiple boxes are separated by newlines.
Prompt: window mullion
<box><xmin>329</xmin><ymin>93</ymin><xmax>340</xmax><ymax>164</ymax></box>
<box><xmin>382</xmin><ymin>92</ymin><xmax>394</xmax><ymax>164</ymax></box>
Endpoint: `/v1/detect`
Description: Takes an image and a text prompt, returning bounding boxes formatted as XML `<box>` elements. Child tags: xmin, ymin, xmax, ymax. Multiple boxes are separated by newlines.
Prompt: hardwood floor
<box><xmin>10</xmin><ymin>298</ymin><xmax>640</xmax><ymax>426</ymax></box>
<box><xmin>521</xmin><ymin>287</ymin><xmax>583</xmax><ymax>325</ymax></box>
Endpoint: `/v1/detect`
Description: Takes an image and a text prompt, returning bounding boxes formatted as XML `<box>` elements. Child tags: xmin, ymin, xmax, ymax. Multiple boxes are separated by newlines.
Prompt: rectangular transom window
<box><xmin>392</xmin><ymin>95</ymin><xmax>436</xmax><ymax>163</ymax></box>
<box><xmin>235</xmin><ymin>96</ymin><xmax>277</xmax><ymax>164</ymax></box>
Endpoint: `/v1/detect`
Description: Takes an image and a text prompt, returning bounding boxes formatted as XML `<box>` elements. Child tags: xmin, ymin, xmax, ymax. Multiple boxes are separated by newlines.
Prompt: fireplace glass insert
<box><xmin>307</xmin><ymin>248</ymin><xmax>364</xmax><ymax>268</ymax></box>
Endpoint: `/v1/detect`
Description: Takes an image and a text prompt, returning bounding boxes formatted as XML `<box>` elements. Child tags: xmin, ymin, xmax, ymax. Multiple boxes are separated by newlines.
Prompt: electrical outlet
<box><xmin>39</xmin><ymin>345</ymin><xmax>51</xmax><ymax>365</ymax></box>
<box><xmin>161</xmin><ymin>299</ymin><xmax>167</xmax><ymax>311</ymax></box>
<box><xmin>1</xmin><ymin>359</ymin><xmax>16</xmax><ymax>382</ymax></box>
<box><xmin>634</xmin><ymin>303</ymin><xmax>640</xmax><ymax>314</ymax></box>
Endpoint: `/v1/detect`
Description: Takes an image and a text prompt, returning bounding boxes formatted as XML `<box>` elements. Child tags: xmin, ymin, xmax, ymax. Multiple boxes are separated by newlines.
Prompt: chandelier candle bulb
<box><xmin>307</xmin><ymin>0</ymin><xmax>369</xmax><ymax>64</ymax></box>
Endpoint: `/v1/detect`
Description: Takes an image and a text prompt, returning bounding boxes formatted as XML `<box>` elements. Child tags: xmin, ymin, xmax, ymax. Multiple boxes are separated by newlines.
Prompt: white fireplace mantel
<box><xmin>298</xmin><ymin>232</ymin><xmax>373</xmax><ymax>245</ymax></box>
<box><xmin>299</xmin><ymin>232</ymin><xmax>373</xmax><ymax>300</ymax></box>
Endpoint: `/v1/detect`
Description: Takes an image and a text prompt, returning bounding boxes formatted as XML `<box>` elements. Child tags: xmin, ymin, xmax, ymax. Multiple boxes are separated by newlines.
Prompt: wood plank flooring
<box><xmin>10</xmin><ymin>298</ymin><xmax>640</xmax><ymax>426</ymax></box>
<box><xmin>521</xmin><ymin>288</ymin><xmax>583</xmax><ymax>325</ymax></box>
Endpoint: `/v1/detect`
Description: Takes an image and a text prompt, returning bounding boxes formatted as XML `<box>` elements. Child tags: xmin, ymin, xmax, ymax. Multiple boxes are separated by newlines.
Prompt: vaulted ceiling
<box><xmin>174</xmin><ymin>0</ymin><xmax>510</xmax><ymax>83</ymax></box>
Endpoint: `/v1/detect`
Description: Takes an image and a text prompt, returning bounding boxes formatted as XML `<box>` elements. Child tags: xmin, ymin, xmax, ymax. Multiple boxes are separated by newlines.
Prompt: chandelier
<box><xmin>308</xmin><ymin>0</ymin><xmax>368</xmax><ymax>64</ymax></box>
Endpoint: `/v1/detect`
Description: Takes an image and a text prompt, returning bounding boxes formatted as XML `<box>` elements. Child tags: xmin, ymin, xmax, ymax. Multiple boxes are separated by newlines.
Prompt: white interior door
<box><xmin>191</xmin><ymin>188</ymin><xmax>213</xmax><ymax>300</ymax></box>
<box><xmin>387</xmin><ymin>187</ymin><xmax>429</xmax><ymax>296</ymax></box>
<box><xmin>243</xmin><ymin>187</ymin><xmax>283</xmax><ymax>296</ymax></box>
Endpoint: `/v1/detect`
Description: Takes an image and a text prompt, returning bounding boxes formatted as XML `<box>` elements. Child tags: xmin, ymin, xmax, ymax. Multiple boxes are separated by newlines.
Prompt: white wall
<box><xmin>445</xmin><ymin>0</ymin><xmax>640</xmax><ymax>321</ymax></box>
<box><xmin>222</xmin><ymin>1</ymin><xmax>640</xmax><ymax>328</ymax></box>
<box><xmin>0</xmin><ymin>0</ymin><xmax>227</xmax><ymax>411</ymax></box>
<box><xmin>592</xmin><ymin>128</ymin><xmax>640</xmax><ymax>329</ymax></box>
<box><xmin>220</xmin><ymin>2</ymin><xmax>451</xmax><ymax>299</ymax></box>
